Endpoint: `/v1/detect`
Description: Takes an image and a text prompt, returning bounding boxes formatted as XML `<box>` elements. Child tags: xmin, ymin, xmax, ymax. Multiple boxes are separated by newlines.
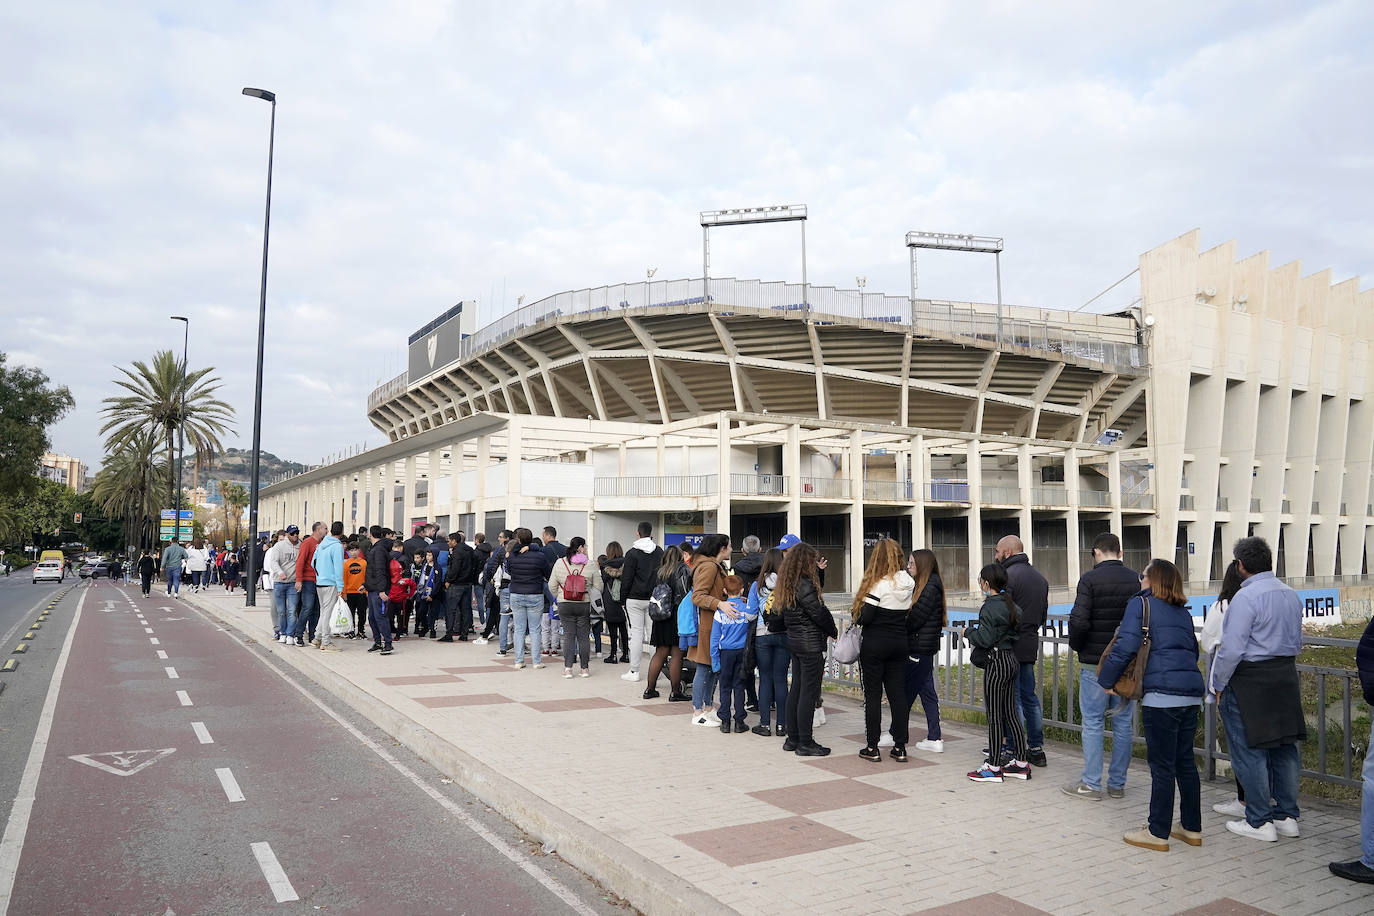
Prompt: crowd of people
<box><xmin>130</xmin><ymin>520</ymin><xmax>1373</xmax><ymax>877</ymax></box>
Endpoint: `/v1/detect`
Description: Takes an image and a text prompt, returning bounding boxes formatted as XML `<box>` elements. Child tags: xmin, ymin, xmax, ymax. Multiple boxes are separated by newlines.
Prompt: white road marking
<box><xmin>149</xmin><ymin>637</ymin><xmax>160</xmax><ymax>645</ymax></box>
<box><xmin>250</xmin><ymin>842</ymin><xmax>298</xmax><ymax>902</ymax></box>
<box><xmin>164</xmin><ymin>667</ymin><xmax>179</xmax><ymax>679</ymax></box>
<box><xmin>191</xmin><ymin>722</ymin><xmax>213</xmax><ymax>744</ymax></box>
<box><xmin>193</xmin><ymin>606</ymin><xmax>598</xmax><ymax>916</ymax></box>
<box><xmin>0</xmin><ymin>588</ymin><xmax>87</xmax><ymax>911</ymax></box>
<box><xmin>144</xmin><ymin>627</ymin><xmax>154</xmax><ymax>634</ymax></box>
<box><xmin>68</xmin><ymin>748</ymin><xmax>176</xmax><ymax>777</ymax></box>
<box><xmin>215</xmin><ymin>768</ymin><xmax>245</xmax><ymax>802</ymax></box>
<box><xmin>156</xmin><ymin>650</ymin><xmax>168</xmax><ymax>660</ymax></box>
<box><xmin>176</xmin><ymin>690</ymin><xmax>192</xmax><ymax>706</ymax></box>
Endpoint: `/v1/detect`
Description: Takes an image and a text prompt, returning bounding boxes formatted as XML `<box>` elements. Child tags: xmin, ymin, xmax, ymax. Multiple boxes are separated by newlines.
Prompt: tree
<box><xmin>0</xmin><ymin>353</ymin><xmax>75</xmax><ymax>497</ymax></box>
<box><xmin>99</xmin><ymin>350</ymin><xmax>235</xmax><ymax>518</ymax></box>
<box><xmin>0</xmin><ymin>478</ymin><xmax>76</xmax><ymax>550</ymax></box>
<box><xmin>72</xmin><ymin>491</ymin><xmax>122</xmax><ymax>552</ymax></box>
<box><xmin>90</xmin><ymin>431</ymin><xmax>169</xmax><ymax>552</ymax></box>
<box><xmin>220</xmin><ymin>481</ymin><xmax>248</xmax><ymax>547</ymax></box>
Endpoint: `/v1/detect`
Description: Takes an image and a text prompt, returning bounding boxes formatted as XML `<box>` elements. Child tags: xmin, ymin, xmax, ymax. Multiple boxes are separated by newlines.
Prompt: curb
<box><xmin>188</xmin><ymin>594</ymin><xmax>734</xmax><ymax>916</ymax></box>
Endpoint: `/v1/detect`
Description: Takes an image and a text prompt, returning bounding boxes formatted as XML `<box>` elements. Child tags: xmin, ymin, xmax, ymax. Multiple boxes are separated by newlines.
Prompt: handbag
<box><xmin>970</xmin><ymin>645</ymin><xmax>989</xmax><ymax>669</ymax></box>
<box><xmin>833</xmin><ymin>624</ymin><xmax>863</xmax><ymax>665</ymax></box>
<box><xmin>1097</xmin><ymin>596</ymin><xmax>1152</xmax><ymax>700</ymax></box>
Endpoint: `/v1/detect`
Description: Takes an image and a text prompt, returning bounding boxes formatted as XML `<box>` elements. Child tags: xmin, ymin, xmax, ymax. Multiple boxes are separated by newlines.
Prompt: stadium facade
<box><xmin>260</xmin><ymin>229</ymin><xmax>1373</xmax><ymax>593</ymax></box>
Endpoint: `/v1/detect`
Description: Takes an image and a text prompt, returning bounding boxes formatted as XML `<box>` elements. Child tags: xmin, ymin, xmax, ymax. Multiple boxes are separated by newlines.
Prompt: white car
<box><xmin>32</xmin><ymin>561</ymin><xmax>65</xmax><ymax>584</ymax></box>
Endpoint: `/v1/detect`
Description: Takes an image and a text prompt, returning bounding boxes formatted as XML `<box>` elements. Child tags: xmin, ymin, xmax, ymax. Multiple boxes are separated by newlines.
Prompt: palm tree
<box><xmin>99</xmin><ymin>349</ymin><xmax>235</xmax><ymax>518</ymax></box>
<box><xmin>220</xmin><ymin>481</ymin><xmax>249</xmax><ymax>547</ymax></box>
<box><xmin>91</xmin><ymin>432</ymin><xmax>170</xmax><ymax>551</ymax></box>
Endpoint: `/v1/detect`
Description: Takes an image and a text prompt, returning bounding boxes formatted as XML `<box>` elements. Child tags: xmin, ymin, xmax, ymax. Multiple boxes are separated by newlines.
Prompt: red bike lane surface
<box><xmin>9</xmin><ymin>587</ymin><xmax>582</xmax><ymax>915</ymax></box>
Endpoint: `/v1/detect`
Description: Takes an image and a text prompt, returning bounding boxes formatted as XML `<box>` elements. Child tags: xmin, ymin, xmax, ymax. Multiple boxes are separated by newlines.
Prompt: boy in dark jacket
<box><xmin>1064</xmin><ymin>532</ymin><xmax>1140</xmax><ymax>800</ymax></box>
<box><xmin>997</xmin><ymin>537</ymin><xmax>1050</xmax><ymax>767</ymax></box>
<box><xmin>364</xmin><ymin>527</ymin><xmax>395</xmax><ymax>654</ymax></box>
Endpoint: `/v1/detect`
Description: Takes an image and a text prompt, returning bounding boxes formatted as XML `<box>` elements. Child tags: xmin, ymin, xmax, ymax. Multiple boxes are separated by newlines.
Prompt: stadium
<box><xmin>261</xmin><ymin>226</ymin><xmax>1374</xmax><ymax>595</ymax></box>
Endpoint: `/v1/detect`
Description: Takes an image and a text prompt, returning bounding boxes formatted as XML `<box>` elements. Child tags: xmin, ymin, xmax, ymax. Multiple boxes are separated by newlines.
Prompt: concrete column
<box><xmin>967</xmin><ymin>439</ymin><xmax>983</xmax><ymax>593</ymax></box>
<box><xmin>506</xmin><ymin>419</ymin><xmax>522</xmax><ymax>530</ymax></box>
<box><xmin>427</xmin><ymin>447</ymin><xmax>442</xmax><ymax>521</ymax></box>
<box><xmin>849</xmin><ymin>430</ymin><xmax>865</xmax><ymax>593</ymax></box>
<box><xmin>404</xmin><ymin>455</ymin><xmax>418</xmax><ymax>531</ymax></box>
<box><xmin>909</xmin><ymin>435</ymin><xmax>926</xmax><ymax>549</ymax></box>
<box><xmin>717</xmin><ymin>414</ymin><xmax>732</xmax><ymax>536</ymax></box>
<box><xmin>1109</xmin><ymin>451</ymin><xmax>1124</xmax><ymax>538</ymax></box>
<box><xmin>656</xmin><ymin>435</ymin><xmax>666</xmax><ymax>478</ymax></box>
<box><xmin>475</xmin><ymin>435</ymin><xmax>490</xmax><ymax>536</ymax></box>
<box><xmin>1017</xmin><ymin>442</ymin><xmax>1033</xmax><ymax>553</ymax></box>
<box><xmin>618</xmin><ymin>442</ymin><xmax>628</xmax><ymax>476</ymax></box>
<box><xmin>785</xmin><ymin>423</ymin><xmax>802</xmax><ymax>536</ymax></box>
<box><xmin>1066</xmin><ymin>448</ymin><xmax>1082</xmax><ymax>584</ymax></box>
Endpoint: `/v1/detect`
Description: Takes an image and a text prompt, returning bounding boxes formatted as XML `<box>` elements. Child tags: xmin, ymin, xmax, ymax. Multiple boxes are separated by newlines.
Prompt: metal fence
<box><xmin>820</xmin><ymin>611</ymin><xmax>1369</xmax><ymax>788</ymax></box>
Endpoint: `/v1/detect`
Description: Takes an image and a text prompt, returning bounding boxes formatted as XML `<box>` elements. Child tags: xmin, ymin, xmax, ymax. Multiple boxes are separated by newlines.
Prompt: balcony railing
<box><xmin>863</xmin><ymin>479</ymin><xmax>914</xmax><ymax>501</ymax></box>
<box><xmin>731</xmin><ymin>473</ymin><xmax>787</xmax><ymax>497</ymax></box>
<box><xmin>981</xmin><ymin>486</ymin><xmax>1022</xmax><ymax>505</ymax></box>
<box><xmin>1282</xmin><ymin>499</ymin><xmax>1292</xmax><ymax>513</ymax></box>
<box><xmin>1216</xmin><ymin>496</ymin><xmax>1229</xmax><ymax>511</ymax></box>
<box><xmin>1079</xmin><ymin>490</ymin><xmax>1112</xmax><ymax>508</ymax></box>
<box><xmin>1250</xmin><ymin>498</ymin><xmax>1262</xmax><ymax>512</ymax></box>
<box><xmin>1179</xmin><ymin>494</ymin><xmax>1195</xmax><ymax>510</ymax></box>
<box><xmin>1313</xmin><ymin>501</ymin><xmax>1321</xmax><ymax>514</ymax></box>
<box><xmin>1030</xmin><ymin>487</ymin><xmax>1068</xmax><ymax>507</ymax></box>
<box><xmin>593</xmin><ymin>475</ymin><xmax>716</xmax><ymax>498</ymax></box>
<box><xmin>926</xmin><ymin>481</ymin><xmax>970</xmax><ymax>503</ymax></box>
<box><xmin>1122</xmin><ymin>491</ymin><xmax>1154</xmax><ymax>510</ymax></box>
<box><xmin>1340</xmin><ymin>502</ymin><xmax>1348</xmax><ymax>516</ymax></box>
<box><xmin>800</xmin><ymin>477</ymin><xmax>848</xmax><ymax>499</ymax></box>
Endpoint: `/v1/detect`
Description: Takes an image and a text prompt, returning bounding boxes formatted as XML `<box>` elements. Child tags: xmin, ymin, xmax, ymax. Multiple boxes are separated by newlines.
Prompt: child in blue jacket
<box><xmin>711</xmin><ymin>575</ymin><xmax>755</xmax><ymax>733</ymax></box>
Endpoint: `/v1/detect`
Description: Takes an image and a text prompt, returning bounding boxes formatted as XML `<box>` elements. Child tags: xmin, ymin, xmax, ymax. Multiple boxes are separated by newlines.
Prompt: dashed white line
<box><xmin>191</xmin><ymin>722</ymin><xmax>213</xmax><ymax>744</ymax></box>
<box><xmin>215</xmin><ymin>768</ymin><xmax>245</xmax><ymax>802</ymax></box>
<box><xmin>250</xmin><ymin>842</ymin><xmax>298</xmax><ymax>902</ymax></box>
<box><xmin>164</xmin><ymin>667</ymin><xmax>179</xmax><ymax>679</ymax></box>
<box><xmin>156</xmin><ymin>650</ymin><xmax>168</xmax><ymax>660</ymax></box>
<box><xmin>143</xmin><ymin>628</ymin><xmax>154</xmax><ymax>634</ymax></box>
<box><xmin>176</xmin><ymin>690</ymin><xmax>192</xmax><ymax>706</ymax></box>
<box><xmin>149</xmin><ymin>637</ymin><xmax>160</xmax><ymax>645</ymax></box>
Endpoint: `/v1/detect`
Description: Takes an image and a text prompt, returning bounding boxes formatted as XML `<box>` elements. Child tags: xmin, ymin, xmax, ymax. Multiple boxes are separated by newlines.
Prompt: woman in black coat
<box><xmin>598</xmin><ymin>543</ymin><xmax>627</xmax><ymax>662</ymax></box>
<box><xmin>905</xmin><ymin>549</ymin><xmax>946</xmax><ymax>753</ymax></box>
<box><xmin>777</xmin><ymin>542</ymin><xmax>838</xmax><ymax>757</ymax></box>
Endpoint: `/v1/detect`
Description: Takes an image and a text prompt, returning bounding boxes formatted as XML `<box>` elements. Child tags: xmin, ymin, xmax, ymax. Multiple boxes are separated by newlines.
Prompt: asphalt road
<box><xmin>0</xmin><ymin>579</ymin><xmax>629</xmax><ymax>915</ymax></box>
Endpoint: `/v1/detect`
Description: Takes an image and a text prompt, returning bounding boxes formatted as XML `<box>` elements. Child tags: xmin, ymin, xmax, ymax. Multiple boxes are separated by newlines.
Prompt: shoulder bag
<box><xmin>1097</xmin><ymin>597</ymin><xmax>1152</xmax><ymax>701</ymax></box>
<box><xmin>833</xmin><ymin>623</ymin><xmax>863</xmax><ymax>665</ymax></box>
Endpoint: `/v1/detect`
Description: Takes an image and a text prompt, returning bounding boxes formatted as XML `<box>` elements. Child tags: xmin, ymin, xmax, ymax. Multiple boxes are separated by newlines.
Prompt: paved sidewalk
<box><xmin>187</xmin><ymin>591</ymin><xmax>1371</xmax><ymax>916</ymax></box>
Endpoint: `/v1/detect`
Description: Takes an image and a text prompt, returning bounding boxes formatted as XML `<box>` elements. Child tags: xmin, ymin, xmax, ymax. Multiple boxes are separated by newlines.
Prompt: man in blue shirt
<box><xmin>1211</xmin><ymin>536</ymin><xmax>1305</xmax><ymax>843</ymax></box>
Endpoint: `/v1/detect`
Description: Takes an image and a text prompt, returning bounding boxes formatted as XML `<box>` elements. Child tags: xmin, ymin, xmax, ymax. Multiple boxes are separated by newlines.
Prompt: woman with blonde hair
<box><xmin>852</xmin><ymin>539</ymin><xmax>915</xmax><ymax>762</ymax></box>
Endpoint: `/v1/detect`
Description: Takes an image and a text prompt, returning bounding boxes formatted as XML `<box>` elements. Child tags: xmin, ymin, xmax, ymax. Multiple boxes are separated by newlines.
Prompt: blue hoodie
<box><xmin>312</xmin><ymin>535</ymin><xmax>344</xmax><ymax>588</ymax></box>
<box><xmin>710</xmin><ymin>596</ymin><xmax>753</xmax><ymax>670</ymax></box>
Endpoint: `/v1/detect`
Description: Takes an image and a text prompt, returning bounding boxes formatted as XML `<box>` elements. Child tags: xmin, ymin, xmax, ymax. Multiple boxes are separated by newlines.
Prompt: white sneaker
<box><xmin>1273</xmin><ymin>817</ymin><xmax>1300</xmax><ymax>838</ymax></box>
<box><xmin>563</xmin><ymin>669</ymin><xmax>574</xmax><ymax>679</ymax></box>
<box><xmin>813</xmin><ymin>706</ymin><xmax>827</xmax><ymax>728</ymax></box>
<box><xmin>1212</xmin><ymin>799</ymin><xmax>1247</xmax><ymax>818</ymax></box>
<box><xmin>1226</xmin><ymin>820</ymin><xmax>1277</xmax><ymax>842</ymax></box>
<box><xmin>877</xmin><ymin>732</ymin><xmax>894</xmax><ymax>748</ymax></box>
<box><xmin>533</xmin><ymin>663</ymin><xmax>545</xmax><ymax>669</ymax></box>
<box><xmin>915</xmin><ymin>738</ymin><xmax>944</xmax><ymax>753</ymax></box>
<box><xmin>279</xmin><ymin>635</ymin><xmax>288</xmax><ymax>644</ymax></box>
<box><xmin>474</xmin><ymin>637</ymin><xmax>488</xmax><ymax>645</ymax></box>
<box><xmin>620</xmin><ymin>670</ymin><xmax>640</xmax><ymax>682</ymax></box>
<box><xmin>692</xmin><ymin>711</ymin><xmax>717</xmax><ymax>727</ymax></box>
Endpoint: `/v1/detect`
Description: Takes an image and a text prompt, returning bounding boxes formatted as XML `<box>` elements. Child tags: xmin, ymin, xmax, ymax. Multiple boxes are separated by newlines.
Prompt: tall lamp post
<box><xmin>242</xmin><ymin>86</ymin><xmax>276</xmax><ymax>607</ymax></box>
<box><xmin>171</xmin><ymin>316</ymin><xmax>189</xmax><ymax>545</ymax></box>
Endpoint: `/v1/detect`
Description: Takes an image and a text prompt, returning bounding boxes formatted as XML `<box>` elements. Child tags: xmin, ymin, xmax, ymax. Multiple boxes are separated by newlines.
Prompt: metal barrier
<box><xmin>820</xmin><ymin>611</ymin><xmax>1369</xmax><ymax>788</ymax></box>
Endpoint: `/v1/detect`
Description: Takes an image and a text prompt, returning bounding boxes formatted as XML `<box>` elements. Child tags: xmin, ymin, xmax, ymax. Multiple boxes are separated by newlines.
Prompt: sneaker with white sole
<box><xmin>1226</xmin><ymin>819</ymin><xmax>1277</xmax><ymax>842</ymax></box>
<box><xmin>620</xmin><ymin>670</ymin><xmax>641</xmax><ymax>682</ymax></box>
<box><xmin>915</xmin><ymin>738</ymin><xmax>944</xmax><ymax>753</ymax></box>
<box><xmin>877</xmin><ymin>732</ymin><xmax>894</xmax><ymax>748</ymax></box>
<box><xmin>1273</xmin><ymin>818</ymin><xmax>1300</xmax><ymax>838</ymax></box>
<box><xmin>474</xmin><ymin>637</ymin><xmax>488</xmax><ymax>645</ymax></box>
<box><xmin>1212</xmin><ymin>799</ymin><xmax>1246</xmax><ymax>818</ymax></box>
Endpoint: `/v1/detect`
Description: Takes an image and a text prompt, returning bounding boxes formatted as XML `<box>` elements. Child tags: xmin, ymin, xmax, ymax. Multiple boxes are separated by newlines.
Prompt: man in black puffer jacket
<box><xmin>1064</xmin><ymin>532</ymin><xmax>1141</xmax><ymax>799</ymax></box>
<box><xmin>997</xmin><ymin>537</ymin><xmax>1050</xmax><ymax>767</ymax></box>
<box><xmin>363</xmin><ymin>526</ymin><xmax>396</xmax><ymax>653</ymax></box>
<box><xmin>1328</xmin><ymin>613</ymin><xmax>1374</xmax><ymax>883</ymax></box>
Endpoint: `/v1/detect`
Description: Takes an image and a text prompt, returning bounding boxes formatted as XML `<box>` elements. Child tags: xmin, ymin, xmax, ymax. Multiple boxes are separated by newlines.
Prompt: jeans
<box><xmin>292</xmin><ymin>580</ymin><xmax>319</xmax><ymax>639</ymax></box>
<box><xmin>717</xmin><ymin>648</ymin><xmax>746</xmax><ymax>723</ymax></box>
<box><xmin>165</xmin><ymin>567</ymin><xmax>182</xmax><ymax>596</ymax></box>
<box><xmin>860</xmin><ymin>634</ymin><xmax>909</xmax><ymax>748</ymax></box>
<box><xmin>1218</xmin><ymin>686</ymin><xmax>1301</xmax><ymax>827</ymax></box>
<box><xmin>1142</xmin><ymin>704</ymin><xmax>1202</xmax><ymax>839</ymax></box>
<box><xmin>1079</xmin><ymin>668</ymin><xmax>1135</xmax><ymax>791</ymax></box>
<box><xmin>498</xmin><ymin>589</ymin><xmax>511</xmax><ymax>650</ymax></box>
<box><xmin>561</xmin><ymin>601</ymin><xmax>592</xmax><ymax>669</ymax></box>
<box><xmin>1361</xmin><ymin>718</ymin><xmax>1374</xmax><ymax>867</ymax></box>
<box><xmin>784</xmin><ymin>651</ymin><xmax>824</xmax><ymax>745</ymax></box>
<box><xmin>1012</xmin><ymin>661</ymin><xmax>1044</xmax><ymax>749</ymax></box>
<box><xmin>367</xmin><ymin>591</ymin><xmax>391</xmax><ymax>648</ymax></box>
<box><xmin>190</xmin><ymin>570</ymin><xmax>204</xmax><ymax>589</ymax></box>
<box><xmin>273</xmin><ymin>580</ymin><xmax>298</xmax><ymax>637</ymax></box>
<box><xmin>624</xmin><ymin>598</ymin><xmax>651</xmax><ymax>672</ymax></box>
<box><xmin>755</xmin><ymin>633</ymin><xmax>790</xmax><ymax>727</ymax></box>
<box><xmin>691</xmin><ymin>662</ymin><xmax>719</xmax><ymax>713</ymax></box>
<box><xmin>904</xmin><ymin>655</ymin><xmax>941</xmax><ymax>740</ymax></box>
<box><xmin>510</xmin><ymin>592</ymin><xmax>543</xmax><ymax>665</ymax></box>
<box><xmin>315</xmin><ymin>584</ymin><xmax>338</xmax><ymax>646</ymax></box>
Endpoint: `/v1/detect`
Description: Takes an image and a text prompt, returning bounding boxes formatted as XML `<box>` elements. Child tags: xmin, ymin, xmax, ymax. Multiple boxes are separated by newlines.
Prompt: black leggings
<box><xmin>605</xmin><ymin>620</ymin><xmax>628</xmax><ymax>657</ymax></box>
<box><xmin>784</xmin><ymin>651</ymin><xmax>824</xmax><ymax>745</ymax></box>
<box><xmin>859</xmin><ymin>634</ymin><xmax>909</xmax><ymax>748</ymax></box>
<box><xmin>346</xmin><ymin>593</ymin><xmax>368</xmax><ymax>633</ymax></box>
<box><xmin>983</xmin><ymin>648</ymin><xmax>1025</xmax><ymax>763</ymax></box>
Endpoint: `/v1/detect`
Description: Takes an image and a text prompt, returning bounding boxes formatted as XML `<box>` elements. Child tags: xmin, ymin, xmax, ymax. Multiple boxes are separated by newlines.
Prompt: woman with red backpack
<box><xmin>549</xmin><ymin>536</ymin><xmax>603</xmax><ymax>678</ymax></box>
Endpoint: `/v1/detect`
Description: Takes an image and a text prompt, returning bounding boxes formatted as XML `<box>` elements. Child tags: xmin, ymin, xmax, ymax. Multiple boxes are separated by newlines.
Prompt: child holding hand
<box><xmin>711</xmin><ymin>575</ymin><xmax>755</xmax><ymax>734</ymax></box>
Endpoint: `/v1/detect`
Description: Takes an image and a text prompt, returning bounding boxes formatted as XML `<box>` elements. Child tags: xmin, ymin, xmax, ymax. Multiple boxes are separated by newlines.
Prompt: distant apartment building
<box><xmin>39</xmin><ymin>453</ymin><xmax>86</xmax><ymax>493</ymax></box>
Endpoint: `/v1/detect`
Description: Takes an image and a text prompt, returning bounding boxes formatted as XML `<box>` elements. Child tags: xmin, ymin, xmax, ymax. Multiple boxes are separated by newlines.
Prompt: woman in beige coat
<box><xmin>686</xmin><ymin>534</ymin><xmax>731</xmax><ymax>724</ymax></box>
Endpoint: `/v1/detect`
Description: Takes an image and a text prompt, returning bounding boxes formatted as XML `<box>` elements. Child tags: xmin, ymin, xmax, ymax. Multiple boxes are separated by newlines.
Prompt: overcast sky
<box><xmin>5</xmin><ymin>0</ymin><xmax>1371</xmax><ymax>474</ymax></box>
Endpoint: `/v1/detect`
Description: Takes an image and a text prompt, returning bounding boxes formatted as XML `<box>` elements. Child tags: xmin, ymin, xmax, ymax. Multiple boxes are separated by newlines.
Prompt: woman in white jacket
<box><xmin>185</xmin><ymin>540</ymin><xmax>211</xmax><ymax>592</ymax></box>
<box><xmin>851</xmin><ymin>538</ymin><xmax>916</xmax><ymax>763</ymax></box>
<box><xmin>1202</xmin><ymin>560</ymin><xmax>1246</xmax><ymax>816</ymax></box>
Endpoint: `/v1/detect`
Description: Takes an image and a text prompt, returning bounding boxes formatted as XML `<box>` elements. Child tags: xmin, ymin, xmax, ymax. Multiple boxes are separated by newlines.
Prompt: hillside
<box><xmin>204</xmin><ymin>448</ymin><xmax>306</xmax><ymax>497</ymax></box>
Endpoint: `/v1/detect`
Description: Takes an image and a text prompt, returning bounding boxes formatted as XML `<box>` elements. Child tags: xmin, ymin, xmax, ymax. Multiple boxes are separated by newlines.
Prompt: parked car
<box><xmin>33</xmin><ymin>561</ymin><xmax>65</xmax><ymax>584</ymax></box>
<box><xmin>78</xmin><ymin>560</ymin><xmax>106</xmax><ymax>579</ymax></box>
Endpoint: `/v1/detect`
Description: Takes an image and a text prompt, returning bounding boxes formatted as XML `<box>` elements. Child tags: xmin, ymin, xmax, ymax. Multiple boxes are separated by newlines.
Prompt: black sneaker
<box><xmin>603</xmin><ymin>656</ymin><xmax>617</xmax><ymax>664</ymax></box>
<box><xmin>782</xmin><ymin>738</ymin><xmax>798</xmax><ymax>752</ymax></box>
<box><xmin>457</xmin><ymin>635</ymin><xmax>468</xmax><ymax>641</ymax></box>
<box><xmin>438</xmin><ymin>634</ymin><xmax>454</xmax><ymax>642</ymax></box>
<box><xmin>752</xmin><ymin>724</ymin><xmax>773</xmax><ymax>737</ymax></box>
<box><xmin>745</xmin><ymin>703</ymin><xmax>759</xmax><ymax>713</ymax></box>
<box><xmin>720</xmin><ymin>721</ymin><xmax>731</xmax><ymax>734</ymax></box>
<box><xmin>368</xmin><ymin>643</ymin><xmax>382</xmax><ymax>652</ymax></box>
<box><xmin>795</xmin><ymin>741</ymin><xmax>831</xmax><ymax>757</ymax></box>
<box><xmin>643</xmin><ymin>688</ymin><xmax>661</xmax><ymax>700</ymax></box>
<box><xmin>734</xmin><ymin>720</ymin><xmax>749</xmax><ymax>733</ymax></box>
<box><xmin>1027</xmin><ymin>746</ymin><xmax>1048</xmax><ymax>768</ymax></box>
<box><xmin>890</xmin><ymin>746</ymin><xmax>908</xmax><ymax>763</ymax></box>
<box><xmin>295</xmin><ymin>637</ymin><xmax>305</xmax><ymax>647</ymax></box>
<box><xmin>667</xmin><ymin>691</ymin><xmax>691</xmax><ymax>703</ymax></box>
<box><xmin>859</xmin><ymin>746</ymin><xmax>882</xmax><ymax>762</ymax></box>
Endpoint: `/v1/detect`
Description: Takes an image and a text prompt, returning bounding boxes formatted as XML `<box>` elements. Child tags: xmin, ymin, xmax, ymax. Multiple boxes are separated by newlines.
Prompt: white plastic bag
<box><xmin>330</xmin><ymin>596</ymin><xmax>352</xmax><ymax>635</ymax></box>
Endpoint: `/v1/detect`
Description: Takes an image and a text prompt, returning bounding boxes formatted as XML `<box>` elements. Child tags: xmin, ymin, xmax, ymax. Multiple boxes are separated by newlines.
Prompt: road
<box><xmin>0</xmin><ymin>577</ymin><xmax>628</xmax><ymax>915</ymax></box>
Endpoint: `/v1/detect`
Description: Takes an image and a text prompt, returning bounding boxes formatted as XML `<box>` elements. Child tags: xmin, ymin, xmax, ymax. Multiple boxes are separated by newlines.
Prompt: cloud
<box><xmin>2</xmin><ymin>0</ymin><xmax>1370</xmax><ymax>475</ymax></box>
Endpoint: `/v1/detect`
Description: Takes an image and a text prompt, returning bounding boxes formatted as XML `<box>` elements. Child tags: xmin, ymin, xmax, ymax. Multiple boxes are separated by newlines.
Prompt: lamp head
<box><xmin>171</xmin><ymin>315</ymin><xmax>188</xmax><ymax>323</ymax></box>
<box><xmin>242</xmin><ymin>88</ymin><xmax>276</xmax><ymax>102</ymax></box>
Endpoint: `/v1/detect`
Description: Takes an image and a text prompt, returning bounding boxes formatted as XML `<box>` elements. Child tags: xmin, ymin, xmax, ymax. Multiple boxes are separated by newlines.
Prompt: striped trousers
<box><xmin>984</xmin><ymin>648</ymin><xmax>1026</xmax><ymax>764</ymax></box>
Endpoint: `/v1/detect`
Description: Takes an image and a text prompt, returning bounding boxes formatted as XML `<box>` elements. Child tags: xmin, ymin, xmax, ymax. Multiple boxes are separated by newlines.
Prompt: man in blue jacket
<box><xmin>312</xmin><ymin>521</ymin><xmax>345</xmax><ymax>651</ymax></box>
<box><xmin>1330</xmin><ymin>613</ymin><xmax>1374</xmax><ymax>883</ymax></box>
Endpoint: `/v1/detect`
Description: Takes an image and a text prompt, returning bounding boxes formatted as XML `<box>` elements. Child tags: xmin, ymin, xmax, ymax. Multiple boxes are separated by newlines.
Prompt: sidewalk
<box><xmin>187</xmin><ymin>590</ymin><xmax>1371</xmax><ymax>916</ymax></box>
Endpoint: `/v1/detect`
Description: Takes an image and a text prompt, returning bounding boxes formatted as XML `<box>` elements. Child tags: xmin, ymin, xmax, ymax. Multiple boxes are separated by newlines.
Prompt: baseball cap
<box><xmin>778</xmin><ymin>534</ymin><xmax>801</xmax><ymax>550</ymax></box>
<box><xmin>285</xmin><ymin>525</ymin><xmax>300</xmax><ymax>535</ymax></box>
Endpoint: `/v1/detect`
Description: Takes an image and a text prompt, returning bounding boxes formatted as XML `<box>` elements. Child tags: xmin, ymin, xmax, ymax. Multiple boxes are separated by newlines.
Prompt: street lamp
<box><xmin>242</xmin><ymin>86</ymin><xmax>276</xmax><ymax>607</ymax></box>
<box><xmin>171</xmin><ymin>316</ymin><xmax>189</xmax><ymax>545</ymax></box>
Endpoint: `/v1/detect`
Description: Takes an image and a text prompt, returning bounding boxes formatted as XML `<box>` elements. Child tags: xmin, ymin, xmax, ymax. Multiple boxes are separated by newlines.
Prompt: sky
<box><xmin>4</xmin><ymin>0</ymin><xmax>1372</xmax><ymax>475</ymax></box>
